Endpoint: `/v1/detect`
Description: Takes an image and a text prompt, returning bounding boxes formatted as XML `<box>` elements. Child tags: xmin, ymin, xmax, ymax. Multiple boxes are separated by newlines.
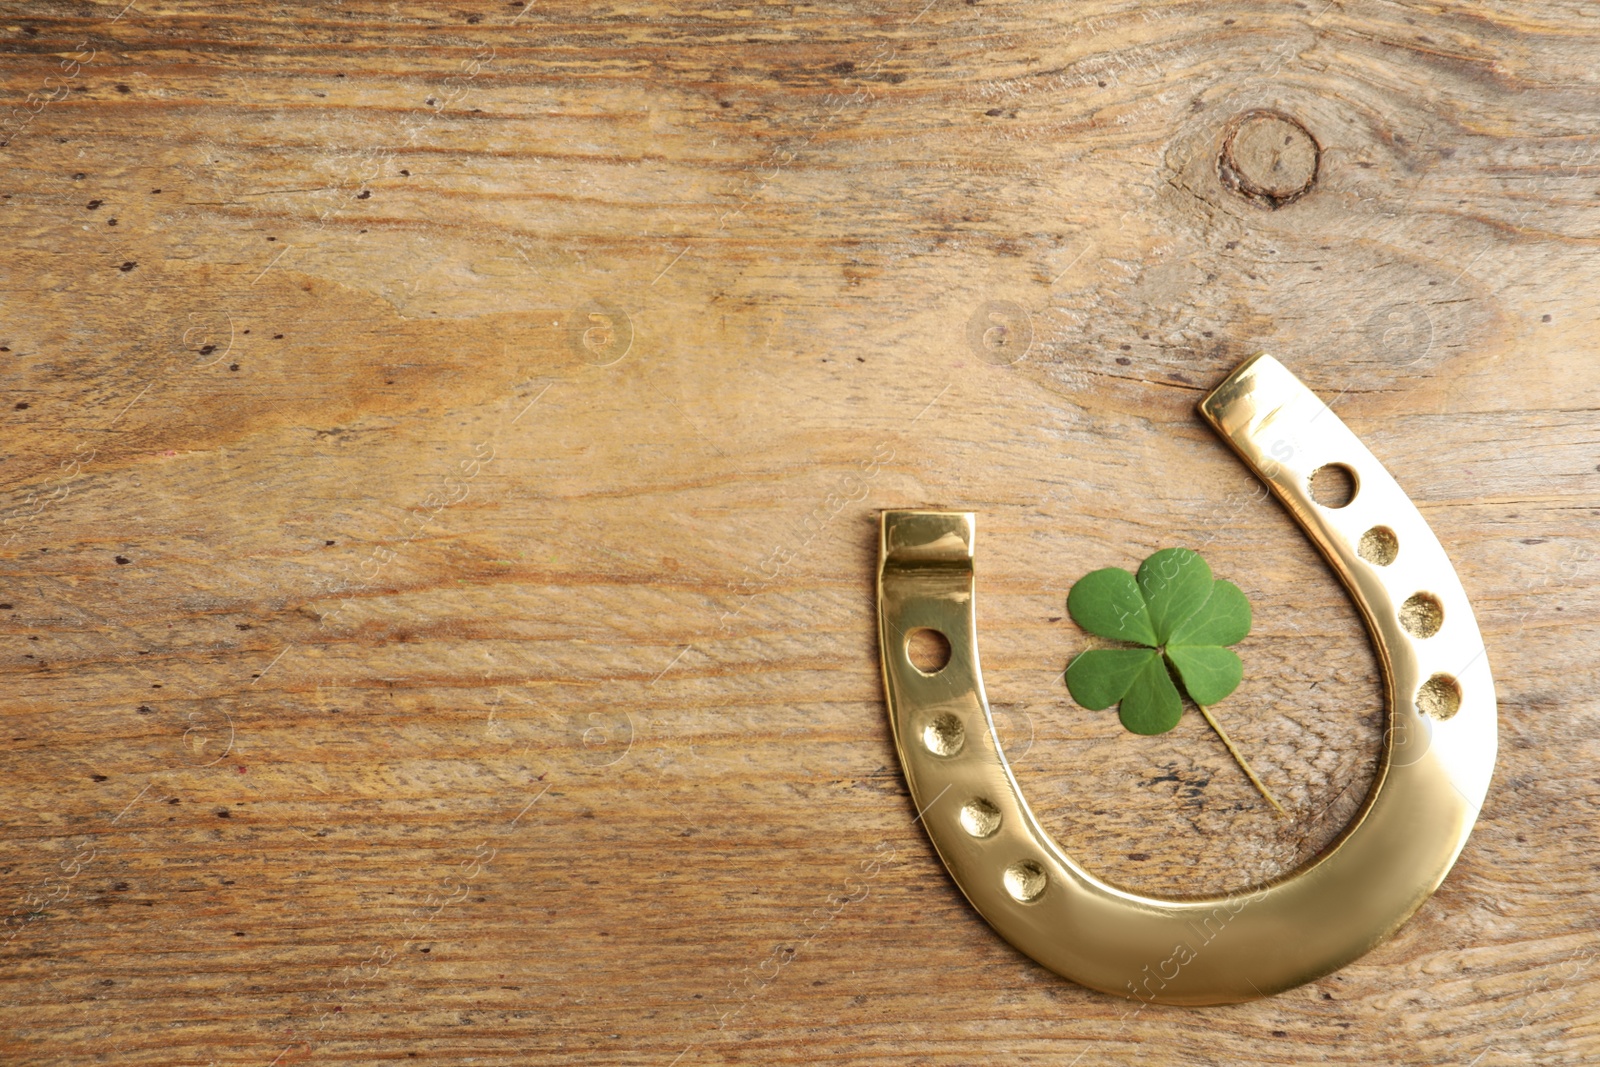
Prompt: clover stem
<box><xmin>1196</xmin><ymin>704</ymin><xmax>1286</xmax><ymax>817</ymax></box>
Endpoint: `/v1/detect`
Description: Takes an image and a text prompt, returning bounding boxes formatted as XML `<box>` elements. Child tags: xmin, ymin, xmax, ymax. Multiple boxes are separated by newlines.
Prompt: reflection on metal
<box><xmin>876</xmin><ymin>354</ymin><xmax>1497</xmax><ymax>1004</ymax></box>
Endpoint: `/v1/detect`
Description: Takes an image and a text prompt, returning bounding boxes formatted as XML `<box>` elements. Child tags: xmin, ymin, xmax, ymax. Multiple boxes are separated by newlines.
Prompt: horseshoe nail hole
<box><xmin>906</xmin><ymin>627</ymin><xmax>952</xmax><ymax>674</ymax></box>
<box><xmin>959</xmin><ymin>798</ymin><xmax>1002</xmax><ymax>838</ymax></box>
<box><xmin>1309</xmin><ymin>463</ymin><xmax>1358</xmax><ymax>508</ymax></box>
<box><xmin>1416</xmin><ymin>674</ymin><xmax>1462</xmax><ymax>721</ymax></box>
<box><xmin>1358</xmin><ymin>525</ymin><xmax>1399</xmax><ymax>566</ymax></box>
<box><xmin>922</xmin><ymin>713</ymin><xmax>965</xmax><ymax>758</ymax></box>
<box><xmin>1003</xmin><ymin>860</ymin><xmax>1047</xmax><ymax>903</ymax></box>
<box><xmin>1400</xmin><ymin>593</ymin><xmax>1444</xmax><ymax>639</ymax></box>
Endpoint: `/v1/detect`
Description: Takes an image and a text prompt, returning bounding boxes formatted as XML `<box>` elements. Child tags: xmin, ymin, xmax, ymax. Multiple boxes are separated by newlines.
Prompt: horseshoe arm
<box><xmin>877</xmin><ymin>354</ymin><xmax>1497</xmax><ymax>1005</ymax></box>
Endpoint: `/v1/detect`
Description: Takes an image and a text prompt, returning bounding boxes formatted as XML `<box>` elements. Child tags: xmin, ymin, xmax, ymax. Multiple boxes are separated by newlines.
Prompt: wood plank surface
<box><xmin>1</xmin><ymin>1</ymin><xmax>1597</xmax><ymax>1063</ymax></box>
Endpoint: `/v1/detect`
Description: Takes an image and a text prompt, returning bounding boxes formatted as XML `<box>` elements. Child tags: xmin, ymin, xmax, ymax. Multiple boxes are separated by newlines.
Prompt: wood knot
<box><xmin>1219</xmin><ymin>111</ymin><xmax>1319</xmax><ymax>208</ymax></box>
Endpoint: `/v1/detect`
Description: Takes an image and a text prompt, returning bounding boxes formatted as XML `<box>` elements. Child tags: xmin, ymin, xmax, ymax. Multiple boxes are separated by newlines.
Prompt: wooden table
<box><xmin>2</xmin><ymin>3</ymin><xmax>1596</xmax><ymax>1064</ymax></box>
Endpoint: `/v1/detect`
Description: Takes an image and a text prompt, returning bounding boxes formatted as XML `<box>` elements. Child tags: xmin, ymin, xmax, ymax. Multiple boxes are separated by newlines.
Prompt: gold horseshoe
<box><xmin>876</xmin><ymin>354</ymin><xmax>1497</xmax><ymax>1005</ymax></box>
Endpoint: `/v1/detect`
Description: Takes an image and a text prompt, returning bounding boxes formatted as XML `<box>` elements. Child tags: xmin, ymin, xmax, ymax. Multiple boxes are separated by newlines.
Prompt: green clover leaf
<box><xmin>1136</xmin><ymin>547</ymin><xmax>1215</xmax><ymax>645</ymax></box>
<box><xmin>1066</xmin><ymin>549</ymin><xmax>1250</xmax><ymax>734</ymax></box>
<box><xmin>1117</xmin><ymin>650</ymin><xmax>1183</xmax><ymax>734</ymax></box>
<box><xmin>1062</xmin><ymin>647</ymin><xmax>1158</xmax><ymax>712</ymax></box>
<box><xmin>1065</xmin><ymin>568</ymin><xmax>1158</xmax><ymax>646</ymax></box>
<box><xmin>1165</xmin><ymin>645</ymin><xmax>1243</xmax><ymax>706</ymax></box>
<box><xmin>1063</xmin><ymin>549</ymin><xmax>1282</xmax><ymax>812</ymax></box>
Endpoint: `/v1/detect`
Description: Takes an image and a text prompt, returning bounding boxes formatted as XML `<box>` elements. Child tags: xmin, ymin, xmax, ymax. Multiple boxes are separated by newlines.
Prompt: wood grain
<box><xmin>1</xmin><ymin>1</ymin><xmax>1597</xmax><ymax>1064</ymax></box>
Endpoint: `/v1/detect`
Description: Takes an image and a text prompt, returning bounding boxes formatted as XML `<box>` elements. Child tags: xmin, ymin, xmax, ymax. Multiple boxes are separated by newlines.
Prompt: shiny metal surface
<box><xmin>876</xmin><ymin>354</ymin><xmax>1498</xmax><ymax>1004</ymax></box>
